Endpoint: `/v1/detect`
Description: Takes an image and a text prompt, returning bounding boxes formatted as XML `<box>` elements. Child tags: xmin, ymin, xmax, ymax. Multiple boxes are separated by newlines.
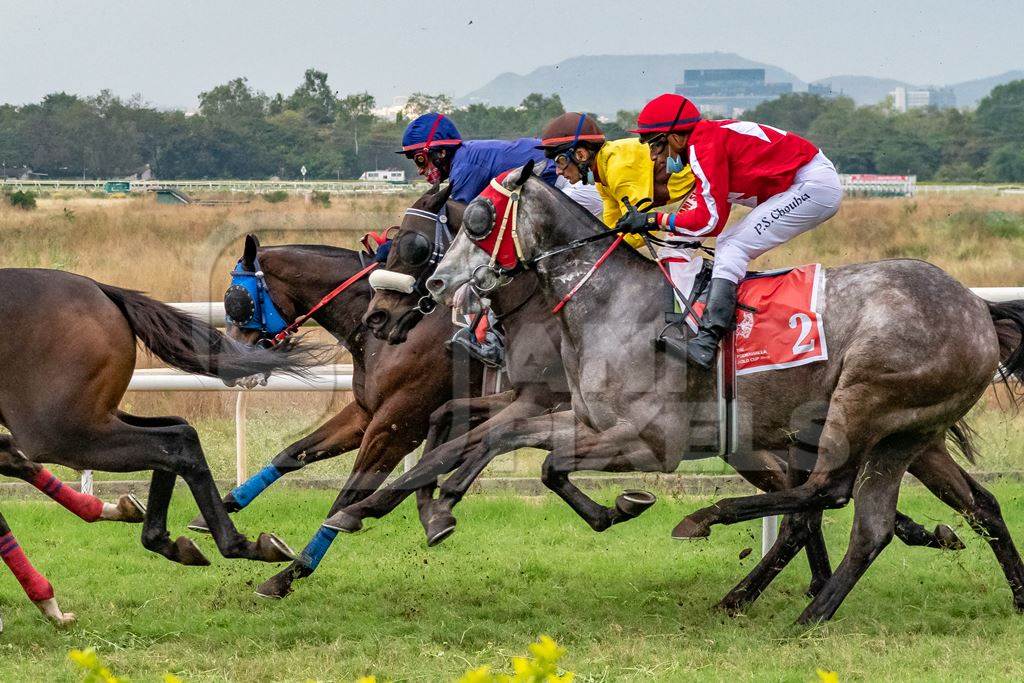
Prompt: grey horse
<box><xmin>356</xmin><ymin>185</ymin><xmax>962</xmax><ymax>568</ymax></box>
<box><xmin>417</xmin><ymin>162</ymin><xmax>1024</xmax><ymax>623</ymax></box>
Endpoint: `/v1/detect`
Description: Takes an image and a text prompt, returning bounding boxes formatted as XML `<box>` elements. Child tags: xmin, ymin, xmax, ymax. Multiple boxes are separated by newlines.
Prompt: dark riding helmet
<box><xmin>536</xmin><ymin>112</ymin><xmax>605</xmax><ymax>184</ymax></box>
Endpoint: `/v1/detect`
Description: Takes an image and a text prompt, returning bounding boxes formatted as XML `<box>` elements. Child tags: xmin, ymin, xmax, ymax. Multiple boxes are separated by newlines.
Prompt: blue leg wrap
<box><xmin>299</xmin><ymin>526</ymin><xmax>338</xmax><ymax>570</ymax></box>
<box><xmin>230</xmin><ymin>465</ymin><xmax>284</xmax><ymax>508</ymax></box>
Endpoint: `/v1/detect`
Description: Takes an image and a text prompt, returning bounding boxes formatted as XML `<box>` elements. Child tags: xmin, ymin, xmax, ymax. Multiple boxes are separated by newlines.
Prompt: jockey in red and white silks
<box><xmin>618</xmin><ymin>93</ymin><xmax>843</xmax><ymax>369</ymax></box>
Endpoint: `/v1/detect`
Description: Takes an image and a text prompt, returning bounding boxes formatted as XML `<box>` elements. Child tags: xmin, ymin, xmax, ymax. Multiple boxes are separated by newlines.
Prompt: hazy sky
<box><xmin>2</xmin><ymin>0</ymin><xmax>1021</xmax><ymax>109</ymax></box>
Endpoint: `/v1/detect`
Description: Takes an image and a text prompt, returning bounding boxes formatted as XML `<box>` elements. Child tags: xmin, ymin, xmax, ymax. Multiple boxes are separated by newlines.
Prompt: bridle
<box><xmin>370</xmin><ymin>204</ymin><xmax>454</xmax><ymax>315</ymax></box>
<box><xmin>464</xmin><ymin>176</ymin><xmax>714</xmax><ymax>317</ymax></box>
<box><xmin>224</xmin><ymin>254</ymin><xmax>378</xmax><ymax>347</ymax></box>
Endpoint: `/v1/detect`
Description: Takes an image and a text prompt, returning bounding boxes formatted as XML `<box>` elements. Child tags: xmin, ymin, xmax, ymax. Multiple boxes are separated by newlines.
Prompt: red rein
<box><xmin>551</xmin><ymin>235</ymin><xmax>625</xmax><ymax>314</ymax></box>
<box><xmin>272</xmin><ymin>262</ymin><xmax>380</xmax><ymax>345</ymax></box>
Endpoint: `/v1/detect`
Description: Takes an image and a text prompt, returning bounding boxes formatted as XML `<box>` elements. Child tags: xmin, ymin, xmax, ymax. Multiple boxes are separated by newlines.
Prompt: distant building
<box><xmin>675</xmin><ymin>68</ymin><xmax>793</xmax><ymax>117</ymax></box>
<box><xmin>890</xmin><ymin>86</ymin><xmax>957</xmax><ymax>112</ymax></box>
<box><xmin>359</xmin><ymin>169</ymin><xmax>406</xmax><ymax>183</ymax></box>
<box><xmin>808</xmin><ymin>82</ymin><xmax>841</xmax><ymax>99</ymax></box>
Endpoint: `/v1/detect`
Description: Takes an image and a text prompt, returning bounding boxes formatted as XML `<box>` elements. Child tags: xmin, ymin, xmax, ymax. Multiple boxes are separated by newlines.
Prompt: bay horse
<box><xmin>307</xmin><ymin>180</ymin><xmax>965</xmax><ymax>603</ymax></box>
<box><xmin>419</xmin><ymin>162</ymin><xmax>1024</xmax><ymax>622</ymax></box>
<box><xmin>0</xmin><ymin>268</ymin><xmax>316</xmax><ymax>629</ymax></box>
<box><xmin>186</xmin><ymin>232</ymin><xmax>487</xmax><ymax>599</ymax></box>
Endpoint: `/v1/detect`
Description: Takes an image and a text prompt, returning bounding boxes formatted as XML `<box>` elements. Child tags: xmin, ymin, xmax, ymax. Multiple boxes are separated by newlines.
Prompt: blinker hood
<box><xmin>225</xmin><ymin>259</ymin><xmax>289</xmax><ymax>335</ymax></box>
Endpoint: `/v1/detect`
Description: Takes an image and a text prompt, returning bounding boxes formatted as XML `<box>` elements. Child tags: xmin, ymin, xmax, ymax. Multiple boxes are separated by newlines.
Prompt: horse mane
<box><xmin>526</xmin><ymin>176</ymin><xmax>650</xmax><ymax>265</ymax></box>
<box><xmin>267</xmin><ymin>244</ymin><xmax>356</xmax><ymax>258</ymax></box>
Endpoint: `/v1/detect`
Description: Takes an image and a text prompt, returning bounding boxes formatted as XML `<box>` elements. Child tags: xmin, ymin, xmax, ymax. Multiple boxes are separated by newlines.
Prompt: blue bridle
<box><xmin>224</xmin><ymin>257</ymin><xmax>289</xmax><ymax>336</ymax></box>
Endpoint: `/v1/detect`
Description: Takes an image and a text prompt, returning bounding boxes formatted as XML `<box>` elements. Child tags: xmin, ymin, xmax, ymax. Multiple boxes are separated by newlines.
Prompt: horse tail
<box><xmin>987</xmin><ymin>299</ymin><xmax>1024</xmax><ymax>399</ymax></box>
<box><xmin>946</xmin><ymin>419</ymin><xmax>978</xmax><ymax>465</ymax></box>
<box><xmin>97</xmin><ymin>283</ymin><xmax>321</xmax><ymax>382</ymax></box>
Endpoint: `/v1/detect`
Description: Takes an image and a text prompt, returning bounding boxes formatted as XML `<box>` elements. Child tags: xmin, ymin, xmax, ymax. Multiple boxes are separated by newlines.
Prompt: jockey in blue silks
<box><xmin>398</xmin><ymin>112</ymin><xmax>559</xmax><ymax>365</ymax></box>
<box><xmin>399</xmin><ymin>112</ymin><xmax>558</xmax><ymax>203</ymax></box>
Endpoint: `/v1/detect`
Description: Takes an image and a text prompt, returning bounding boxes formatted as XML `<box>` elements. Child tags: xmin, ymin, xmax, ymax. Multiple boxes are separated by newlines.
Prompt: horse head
<box><xmin>363</xmin><ymin>182</ymin><xmax>464</xmax><ymax>344</ymax></box>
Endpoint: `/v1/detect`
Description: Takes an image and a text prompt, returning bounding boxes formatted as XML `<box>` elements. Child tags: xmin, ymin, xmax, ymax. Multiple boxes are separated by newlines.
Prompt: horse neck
<box><xmin>260</xmin><ymin>247</ymin><xmax>372</xmax><ymax>357</ymax></box>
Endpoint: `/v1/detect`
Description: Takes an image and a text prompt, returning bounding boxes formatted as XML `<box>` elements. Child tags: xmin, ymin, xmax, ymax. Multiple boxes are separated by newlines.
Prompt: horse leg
<box><xmin>256</xmin><ymin>402</ymin><xmax>428</xmax><ymax>599</ymax></box>
<box><xmin>908</xmin><ymin>446</ymin><xmax>1024</xmax><ymax>610</ymax></box>
<box><xmin>65</xmin><ymin>417</ymin><xmax>294</xmax><ymax>564</ymax></box>
<box><xmin>414</xmin><ymin>390</ymin><xmax>517</xmax><ymax>534</ymax></box>
<box><xmin>798</xmin><ymin>441</ymin><xmax>913</xmax><ymax>624</ymax></box>
<box><xmin>535</xmin><ymin>421</ymin><xmax>668</xmax><ymax>532</ymax></box>
<box><xmin>0</xmin><ymin>434</ymin><xmax>144</xmax><ymax>524</ymax></box>
<box><xmin>0</xmin><ymin>510</ymin><xmax>75</xmax><ymax>627</ymax></box>
<box><xmin>188</xmin><ymin>401</ymin><xmax>371</xmax><ymax>533</ymax></box>
<box><xmin>422</xmin><ymin>393</ymin><xmax>549</xmax><ymax>545</ymax></box>
<box><xmin>672</xmin><ymin>388</ymin><xmax>874</xmax><ymax>538</ymax></box>
<box><xmin>719</xmin><ymin>446</ymin><xmax>832</xmax><ymax>611</ymax></box>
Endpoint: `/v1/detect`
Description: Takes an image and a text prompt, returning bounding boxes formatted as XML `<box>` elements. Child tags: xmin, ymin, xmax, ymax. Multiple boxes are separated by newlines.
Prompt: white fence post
<box><xmin>235</xmin><ymin>392</ymin><xmax>249</xmax><ymax>487</ymax></box>
<box><xmin>80</xmin><ymin>469</ymin><xmax>93</xmax><ymax>496</ymax></box>
<box><xmin>761</xmin><ymin>516</ymin><xmax>779</xmax><ymax>557</ymax></box>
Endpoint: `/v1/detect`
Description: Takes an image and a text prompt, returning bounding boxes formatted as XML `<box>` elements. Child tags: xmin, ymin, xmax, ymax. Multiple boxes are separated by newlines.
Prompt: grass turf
<box><xmin>2</xmin><ymin>484</ymin><xmax>1024</xmax><ymax>681</ymax></box>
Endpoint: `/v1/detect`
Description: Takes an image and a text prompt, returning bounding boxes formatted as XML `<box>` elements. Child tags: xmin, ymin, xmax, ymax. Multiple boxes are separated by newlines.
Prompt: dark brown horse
<box><xmin>185</xmin><ymin>233</ymin><xmax>487</xmax><ymax>599</ymax></box>
<box><xmin>0</xmin><ymin>268</ymin><xmax>318</xmax><ymax>629</ymax></box>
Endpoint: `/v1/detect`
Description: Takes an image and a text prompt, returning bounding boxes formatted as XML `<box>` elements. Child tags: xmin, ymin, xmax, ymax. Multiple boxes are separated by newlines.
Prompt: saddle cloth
<box><xmin>681</xmin><ymin>262</ymin><xmax>828</xmax><ymax>376</ymax></box>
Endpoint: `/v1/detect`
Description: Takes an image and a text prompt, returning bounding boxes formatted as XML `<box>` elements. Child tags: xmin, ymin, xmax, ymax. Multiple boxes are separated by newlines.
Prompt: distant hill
<box><xmin>462</xmin><ymin>53</ymin><xmax>1023</xmax><ymax>114</ymax></box>
<box><xmin>458</xmin><ymin>52</ymin><xmax>805</xmax><ymax>116</ymax></box>
<box><xmin>951</xmin><ymin>70</ymin><xmax>1024</xmax><ymax>107</ymax></box>
<box><xmin>813</xmin><ymin>70</ymin><xmax>1024</xmax><ymax>107</ymax></box>
<box><xmin>809</xmin><ymin>75</ymin><xmax>913</xmax><ymax>106</ymax></box>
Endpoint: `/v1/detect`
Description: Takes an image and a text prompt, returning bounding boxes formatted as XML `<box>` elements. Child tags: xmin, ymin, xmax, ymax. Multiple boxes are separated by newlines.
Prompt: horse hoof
<box><xmin>935</xmin><ymin>524</ymin><xmax>965</xmax><ymax>551</ymax></box>
<box><xmin>255</xmin><ymin>574</ymin><xmax>293</xmax><ymax>600</ymax></box>
<box><xmin>174</xmin><ymin>536</ymin><xmax>211</xmax><ymax>566</ymax></box>
<box><xmin>255</xmin><ymin>533</ymin><xmax>297</xmax><ymax>563</ymax></box>
<box><xmin>426</xmin><ymin>513</ymin><xmax>457</xmax><ymax>547</ymax></box>
<box><xmin>35</xmin><ymin>598</ymin><xmax>77</xmax><ymax>627</ymax></box>
<box><xmin>117</xmin><ymin>494</ymin><xmax>146</xmax><ymax>523</ymax></box>
<box><xmin>671</xmin><ymin>517</ymin><xmax>711</xmax><ymax>540</ymax></box>
<box><xmin>716</xmin><ymin>596</ymin><xmax>745</xmax><ymax>616</ymax></box>
<box><xmin>322</xmin><ymin>511</ymin><xmax>363</xmax><ymax>534</ymax></box>
<box><xmin>186</xmin><ymin>513</ymin><xmax>211</xmax><ymax>534</ymax></box>
<box><xmin>615</xmin><ymin>490</ymin><xmax>657</xmax><ymax>518</ymax></box>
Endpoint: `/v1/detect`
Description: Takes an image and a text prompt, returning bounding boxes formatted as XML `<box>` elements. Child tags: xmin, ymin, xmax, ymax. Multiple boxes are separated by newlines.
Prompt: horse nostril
<box><xmin>364</xmin><ymin>309</ymin><xmax>389</xmax><ymax>329</ymax></box>
<box><xmin>426</xmin><ymin>277</ymin><xmax>445</xmax><ymax>294</ymax></box>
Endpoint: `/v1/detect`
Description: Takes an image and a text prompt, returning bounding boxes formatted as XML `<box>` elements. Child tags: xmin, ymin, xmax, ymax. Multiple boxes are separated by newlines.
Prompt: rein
<box><xmin>271</xmin><ymin>261</ymin><xmax>380</xmax><ymax>345</ymax></box>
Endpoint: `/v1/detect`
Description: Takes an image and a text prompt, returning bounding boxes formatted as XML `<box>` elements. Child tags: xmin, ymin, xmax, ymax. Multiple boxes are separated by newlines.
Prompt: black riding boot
<box><xmin>687</xmin><ymin>278</ymin><xmax>738</xmax><ymax>369</ymax></box>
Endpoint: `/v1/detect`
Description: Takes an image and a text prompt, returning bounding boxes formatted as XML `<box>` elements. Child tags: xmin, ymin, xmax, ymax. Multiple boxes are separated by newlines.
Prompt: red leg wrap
<box><xmin>32</xmin><ymin>468</ymin><xmax>104</xmax><ymax>522</ymax></box>
<box><xmin>0</xmin><ymin>532</ymin><xmax>55</xmax><ymax>602</ymax></box>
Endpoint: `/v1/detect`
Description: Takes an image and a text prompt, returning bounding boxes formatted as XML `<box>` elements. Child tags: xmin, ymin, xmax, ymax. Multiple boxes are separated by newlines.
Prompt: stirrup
<box><xmin>653</xmin><ymin>335</ymin><xmax>690</xmax><ymax>362</ymax></box>
<box><xmin>449</xmin><ymin>328</ymin><xmax>505</xmax><ymax>369</ymax></box>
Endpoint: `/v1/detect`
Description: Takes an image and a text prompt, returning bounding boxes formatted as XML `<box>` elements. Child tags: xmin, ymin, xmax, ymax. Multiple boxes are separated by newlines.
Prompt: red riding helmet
<box><xmin>631</xmin><ymin>94</ymin><xmax>702</xmax><ymax>136</ymax></box>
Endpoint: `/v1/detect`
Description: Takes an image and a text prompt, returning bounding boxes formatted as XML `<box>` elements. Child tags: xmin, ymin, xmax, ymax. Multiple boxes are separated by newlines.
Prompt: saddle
<box><xmin>657</xmin><ymin>260</ymin><xmax>829</xmax><ymax>377</ymax></box>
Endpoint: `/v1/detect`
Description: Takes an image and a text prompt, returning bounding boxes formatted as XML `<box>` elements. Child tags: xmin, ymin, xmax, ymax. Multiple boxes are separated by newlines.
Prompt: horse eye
<box><xmin>396</xmin><ymin>232</ymin><xmax>432</xmax><ymax>267</ymax></box>
<box><xmin>464</xmin><ymin>199</ymin><xmax>496</xmax><ymax>239</ymax></box>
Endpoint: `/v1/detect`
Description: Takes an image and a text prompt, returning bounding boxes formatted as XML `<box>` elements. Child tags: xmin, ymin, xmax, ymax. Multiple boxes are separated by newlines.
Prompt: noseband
<box><xmin>371</xmin><ymin>204</ymin><xmax>454</xmax><ymax>314</ymax></box>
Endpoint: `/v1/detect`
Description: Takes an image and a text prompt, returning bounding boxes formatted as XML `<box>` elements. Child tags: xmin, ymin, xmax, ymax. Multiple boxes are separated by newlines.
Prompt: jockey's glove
<box><xmin>615</xmin><ymin>196</ymin><xmax>660</xmax><ymax>234</ymax></box>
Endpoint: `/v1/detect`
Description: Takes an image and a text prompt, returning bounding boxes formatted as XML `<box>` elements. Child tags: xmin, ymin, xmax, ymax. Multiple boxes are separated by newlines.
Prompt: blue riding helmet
<box><xmin>224</xmin><ymin>258</ymin><xmax>289</xmax><ymax>335</ymax></box>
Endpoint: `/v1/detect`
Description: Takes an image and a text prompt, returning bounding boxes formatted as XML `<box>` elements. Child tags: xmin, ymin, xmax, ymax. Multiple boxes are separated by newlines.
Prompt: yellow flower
<box><xmin>458</xmin><ymin>665</ymin><xmax>496</xmax><ymax>683</ymax></box>
<box><xmin>164</xmin><ymin>675</ymin><xmax>185</xmax><ymax>683</ymax></box>
<box><xmin>355</xmin><ymin>677</ymin><xmax>378</xmax><ymax>683</ymax></box>
<box><xmin>528</xmin><ymin>636</ymin><xmax>565</xmax><ymax>665</ymax></box>
<box><xmin>816</xmin><ymin>669</ymin><xmax>839</xmax><ymax>683</ymax></box>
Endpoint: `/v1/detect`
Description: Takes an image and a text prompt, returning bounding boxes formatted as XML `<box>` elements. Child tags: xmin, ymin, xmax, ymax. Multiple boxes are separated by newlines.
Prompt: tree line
<box><xmin>1</xmin><ymin>68</ymin><xmax>1022</xmax><ymax>182</ymax></box>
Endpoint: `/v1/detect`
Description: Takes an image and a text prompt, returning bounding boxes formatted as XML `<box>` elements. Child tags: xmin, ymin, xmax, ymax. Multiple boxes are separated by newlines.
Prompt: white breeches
<box><xmin>713</xmin><ymin>151</ymin><xmax>842</xmax><ymax>283</ymax></box>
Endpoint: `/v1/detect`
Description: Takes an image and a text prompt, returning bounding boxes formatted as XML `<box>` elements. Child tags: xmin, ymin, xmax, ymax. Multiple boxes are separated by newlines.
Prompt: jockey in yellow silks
<box><xmin>536</xmin><ymin>112</ymin><xmax>694</xmax><ymax>250</ymax></box>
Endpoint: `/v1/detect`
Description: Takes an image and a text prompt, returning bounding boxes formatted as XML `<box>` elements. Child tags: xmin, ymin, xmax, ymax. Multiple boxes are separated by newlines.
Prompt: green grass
<box><xmin>3</xmin><ymin>484</ymin><xmax>1024</xmax><ymax>681</ymax></box>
